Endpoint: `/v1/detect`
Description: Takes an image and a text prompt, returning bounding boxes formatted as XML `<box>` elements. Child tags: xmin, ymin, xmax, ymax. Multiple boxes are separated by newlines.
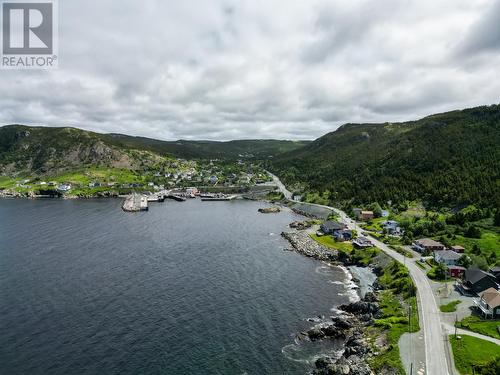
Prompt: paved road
<box><xmin>268</xmin><ymin>172</ymin><xmax>292</xmax><ymax>200</ymax></box>
<box><xmin>443</xmin><ymin>324</ymin><xmax>500</xmax><ymax>345</ymax></box>
<box><xmin>269</xmin><ymin>175</ymin><xmax>452</xmax><ymax>375</ymax></box>
<box><xmin>361</xmin><ymin>232</ymin><xmax>450</xmax><ymax>375</ymax></box>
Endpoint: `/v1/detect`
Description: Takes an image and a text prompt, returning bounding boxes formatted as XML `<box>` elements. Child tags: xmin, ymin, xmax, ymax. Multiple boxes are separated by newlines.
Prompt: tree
<box><xmin>439</xmin><ymin>236</ymin><xmax>451</xmax><ymax>248</ymax></box>
<box><xmin>465</xmin><ymin>225</ymin><xmax>481</xmax><ymax>239</ymax></box>
<box><xmin>488</xmin><ymin>252</ymin><xmax>497</xmax><ymax>265</ymax></box>
<box><xmin>457</xmin><ymin>255</ymin><xmax>472</xmax><ymax>269</ymax></box>
<box><xmin>435</xmin><ymin>263</ymin><xmax>448</xmax><ymax>280</ymax></box>
<box><xmin>402</xmin><ymin>231</ymin><xmax>413</xmax><ymax>245</ymax></box>
<box><xmin>370</xmin><ymin>202</ymin><xmax>383</xmax><ymax>218</ymax></box>
<box><xmin>494</xmin><ymin>210</ymin><xmax>500</xmax><ymax>226</ymax></box>
<box><xmin>472</xmin><ymin>244</ymin><xmax>482</xmax><ymax>255</ymax></box>
<box><xmin>471</xmin><ymin>255</ymin><xmax>489</xmax><ymax>271</ymax></box>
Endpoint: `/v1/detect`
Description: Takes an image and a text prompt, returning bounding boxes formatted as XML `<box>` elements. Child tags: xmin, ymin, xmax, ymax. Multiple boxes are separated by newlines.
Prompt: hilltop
<box><xmin>0</xmin><ymin>125</ymin><xmax>308</xmax><ymax>176</ymax></box>
<box><xmin>270</xmin><ymin>105</ymin><xmax>500</xmax><ymax>209</ymax></box>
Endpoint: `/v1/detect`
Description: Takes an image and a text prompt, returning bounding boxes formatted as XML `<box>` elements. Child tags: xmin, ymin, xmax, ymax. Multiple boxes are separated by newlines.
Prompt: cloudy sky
<box><xmin>1</xmin><ymin>0</ymin><xmax>499</xmax><ymax>140</ymax></box>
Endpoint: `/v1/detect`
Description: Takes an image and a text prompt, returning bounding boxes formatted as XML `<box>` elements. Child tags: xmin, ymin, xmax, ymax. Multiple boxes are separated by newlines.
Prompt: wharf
<box><xmin>167</xmin><ymin>194</ymin><xmax>186</xmax><ymax>202</ymax></box>
<box><xmin>200</xmin><ymin>194</ymin><xmax>238</xmax><ymax>201</ymax></box>
<box><xmin>122</xmin><ymin>193</ymin><xmax>149</xmax><ymax>212</ymax></box>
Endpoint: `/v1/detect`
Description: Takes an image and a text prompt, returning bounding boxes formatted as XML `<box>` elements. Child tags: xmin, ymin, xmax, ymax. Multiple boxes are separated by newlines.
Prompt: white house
<box><xmin>473</xmin><ymin>288</ymin><xmax>500</xmax><ymax>318</ymax></box>
<box><xmin>57</xmin><ymin>184</ymin><xmax>72</xmax><ymax>192</ymax></box>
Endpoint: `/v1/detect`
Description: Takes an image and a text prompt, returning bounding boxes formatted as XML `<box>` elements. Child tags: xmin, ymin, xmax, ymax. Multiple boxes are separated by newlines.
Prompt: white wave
<box><xmin>336</xmin><ymin>265</ymin><xmax>360</xmax><ymax>303</ymax></box>
<box><xmin>328</xmin><ymin>280</ymin><xmax>344</xmax><ymax>285</ymax></box>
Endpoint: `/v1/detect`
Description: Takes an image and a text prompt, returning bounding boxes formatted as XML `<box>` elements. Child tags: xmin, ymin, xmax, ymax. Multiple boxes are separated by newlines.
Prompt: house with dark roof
<box><xmin>333</xmin><ymin>229</ymin><xmax>353</xmax><ymax>242</ymax></box>
<box><xmin>382</xmin><ymin>220</ymin><xmax>401</xmax><ymax>235</ymax></box>
<box><xmin>473</xmin><ymin>287</ymin><xmax>500</xmax><ymax>318</ymax></box>
<box><xmin>320</xmin><ymin>221</ymin><xmax>344</xmax><ymax>235</ymax></box>
<box><xmin>434</xmin><ymin>250</ymin><xmax>462</xmax><ymax>266</ymax></box>
<box><xmin>459</xmin><ymin>268</ymin><xmax>499</xmax><ymax>295</ymax></box>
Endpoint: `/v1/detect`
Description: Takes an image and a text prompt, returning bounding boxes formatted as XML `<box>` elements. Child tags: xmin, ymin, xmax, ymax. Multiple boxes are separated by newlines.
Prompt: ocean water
<box><xmin>0</xmin><ymin>198</ymin><xmax>356</xmax><ymax>375</ymax></box>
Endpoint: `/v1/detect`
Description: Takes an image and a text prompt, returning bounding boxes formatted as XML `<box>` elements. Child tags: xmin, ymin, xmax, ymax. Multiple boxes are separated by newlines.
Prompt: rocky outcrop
<box><xmin>305</xmin><ymin>318</ymin><xmax>352</xmax><ymax>342</ymax></box>
<box><xmin>281</xmin><ymin>231</ymin><xmax>338</xmax><ymax>261</ymax></box>
<box><xmin>258</xmin><ymin>207</ymin><xmax>281</xmax><ymax>213</ymax></box>
<box><xmin>315</xmin><ymin>354</ymin><xmax>372</xmax><ymax>375</ymax></box>
<box><xmin>338</xmin><ymin>301</ymin><xmax>380</xmax><ymax>317</ymax></box>
<box><xmin>309</xmin><ymin>292</ymin><xmax>381</xmax><ymax>375</ymax></box>
<box><xmin>289</xmin><ymin>220</ymin><xmax>312</xmax><ymax>230</ymax></box>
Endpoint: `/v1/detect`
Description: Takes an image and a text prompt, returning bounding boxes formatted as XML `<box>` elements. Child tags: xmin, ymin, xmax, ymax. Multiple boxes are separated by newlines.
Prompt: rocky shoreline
<box><xmin>310</xmin><ymin>293</ymin><xmax>380</xmax><ymax>375</ymax></box>
<box><xmin>281</xmin><ymin>229</ymin><xmax>391</xmax><ymax>375</ymax></box>
<box><xmin>0</xmin><ymin>190</ymin><xmax>121</xmax><ymax>199</ymax></box>
<box><xmin>281</xmin><ymin>231</ymin><xmax>338</xmax><ymax>261</ymax></box>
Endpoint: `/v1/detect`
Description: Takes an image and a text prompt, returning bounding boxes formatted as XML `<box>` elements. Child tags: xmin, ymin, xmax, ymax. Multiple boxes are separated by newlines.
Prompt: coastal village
<box><xmin>0</xmin><ymin>158</ymin><xmax>273</xmax><ymax>200</ymax></box>
<box><xmin>319</xmin><ymin>207</ymin><xmax>500</xmax><ymax>316</ymax></box>
<box><xmin>275</xmin><ymin>194</ymin><xmax>499</xmax><ymax>375</ymax></box>
<box><xmin>1</xmin><ymin>164</ymin><xmax>498</xmax><ymax>374</ymax></box>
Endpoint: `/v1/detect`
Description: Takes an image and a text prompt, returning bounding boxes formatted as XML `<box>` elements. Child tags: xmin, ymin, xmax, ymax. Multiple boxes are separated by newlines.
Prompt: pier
<box><xmin>122</xmin><ymin>193</ymin><xmax>149</xmax><ymax>212</ymax></box>
<box><xmin>200</xmin><ymin>193</ymin><xmax>238</xmax><ymax>201</ymax></box>
<box><xmin>167</xmin><ymin>194</ymin><xmax>187</xmax><ymax>202</ymax></box>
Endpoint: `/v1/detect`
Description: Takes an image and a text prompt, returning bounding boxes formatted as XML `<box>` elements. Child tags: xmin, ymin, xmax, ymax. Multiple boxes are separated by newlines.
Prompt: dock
<box><xmin>200</xmin><ymin>194</ymin><xmax>238</xmax><ymax>201</ymax></box>
<box><xmin>167</xmin><ymin>194</ymin><xmax>186</xmax><ymax>202</ymax></box>
<box><xmin>122</xmin><ymin>193</ymin><xmax>149</xmax><ymax>212</ymax></box>
<box><xmin>147</xmin><ymin>193</ymin><xmax>165</xmax><ymax>202</ymax></box>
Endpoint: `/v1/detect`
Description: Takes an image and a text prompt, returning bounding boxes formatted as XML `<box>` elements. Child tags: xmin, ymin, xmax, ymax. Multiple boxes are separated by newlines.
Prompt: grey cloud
<box><xmin>456</xmin><ymin>0</ymin><xmax>500</xmax><ymax>56</ymax></box>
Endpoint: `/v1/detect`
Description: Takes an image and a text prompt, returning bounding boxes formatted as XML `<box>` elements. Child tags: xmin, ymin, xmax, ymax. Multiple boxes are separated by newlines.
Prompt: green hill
<box><xmin>0</xmin><ymin>125</ymin><xmax>308</xmax><ymax>176</ymax></box>
<box><xmin>1</xmin><ymin>104</ymin><xmax>499</xmax><ymax>209</ymax></box>
<box><xmin>270</xmin><ymin>105</ymin><xmax>500</xmax><ymax>209</ymax></box>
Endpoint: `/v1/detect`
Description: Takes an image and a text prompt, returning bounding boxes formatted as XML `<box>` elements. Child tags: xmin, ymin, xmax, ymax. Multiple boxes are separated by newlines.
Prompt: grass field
<box><xmin>369</xmin><ymin>292</ymin><xmax>419</xmax><ymax>374</ymax></box>
<box><xmin>309</xmin><ymin>234</ymin><xmax>353</xmax><ymax>253</ymax></box>
<box><xmin>360</xmin><ymin>217</ymin><xmax>386</xmax><ymax>232</ymax></box>
<box><xmin>0</xmin><ymin>176</ymin><xmax>16</xmax><ymax>189</ymax></box>
<box><xmin>451</xmin><ymin>232</ymin><xmax>500</xmax><ymax>258</ymax></box>
<box><xmin>456</xmin><ymin>316</ymin><xmax>500</xmax><ymax>340</ymax></box>
<box><xmin>449</xmin><ymin>335</ymin><xmax>500</xmax><ymax>374</ymax></box>
<box><xmin>440</xmin><ymin>300</ymin><xmax>461</xmax><ymax>313</ymax></box>
<box><xmin>52</xmin><ymin>167</ymin><xmax>144</xmax><ymax>185</ymax></box>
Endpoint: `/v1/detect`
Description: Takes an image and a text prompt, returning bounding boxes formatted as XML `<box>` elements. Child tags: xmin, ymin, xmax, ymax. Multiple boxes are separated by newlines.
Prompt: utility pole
<box><xmin>455</xmin><ymin>315</ymin><xmax>458</xmax><ymax>338</ymax></box>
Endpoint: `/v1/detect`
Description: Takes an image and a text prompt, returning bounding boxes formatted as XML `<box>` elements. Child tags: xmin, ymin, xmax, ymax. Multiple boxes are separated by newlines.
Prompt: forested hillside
<box><xmin>0</xmin><ymin>125</ymin><xmax>308</xmax><ymax>175</ymax></box>
<box><xmin>271</xmin><ymin>105</ymin><xmax>500</xmax><ymax>209</ymax></box>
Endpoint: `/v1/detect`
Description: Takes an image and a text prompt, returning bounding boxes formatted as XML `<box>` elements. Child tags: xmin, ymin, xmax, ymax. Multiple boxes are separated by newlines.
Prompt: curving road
<box><xmin>268</xmin><ymin>172</ymin><xmax>292</xmax><ymax>200</ymax></box>
<box><xmin>443</xmin><ymin>323</ymin><xmax>500</xmax><ymax>345</ymax></box>
<box><xmin>358</xmin><ymin>230</ymin><xmax>450</xmax><ymax>375</ymax></box>
<box><xmin>269</xmin><ymin>172</ymin><xmax>451</xmax><ymax>375</ymax></box>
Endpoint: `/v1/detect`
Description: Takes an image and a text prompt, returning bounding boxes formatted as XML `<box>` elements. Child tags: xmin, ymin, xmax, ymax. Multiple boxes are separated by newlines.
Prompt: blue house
<box><xmin>333</xmin><ymin>229</ymin><xmax>353</xmax><ymax>242</ymax></box>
